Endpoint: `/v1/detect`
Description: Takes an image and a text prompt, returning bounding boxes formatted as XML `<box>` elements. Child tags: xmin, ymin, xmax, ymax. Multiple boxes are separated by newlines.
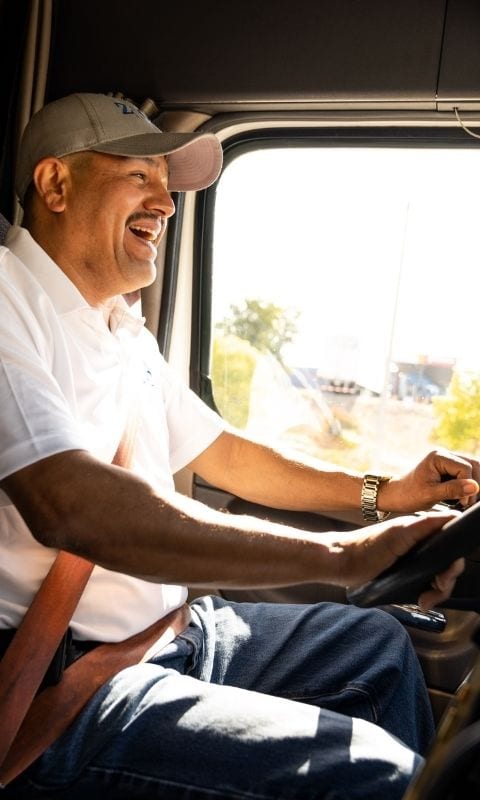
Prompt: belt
<box><xmin>0</xmin><ymin>629</ymin><xmax>102</xmax><ymax>692</ymax></box>
<box><xmin>0</xmin><ymin>602</ymin><xmax>191</xmax><ymax>787</ymax></box>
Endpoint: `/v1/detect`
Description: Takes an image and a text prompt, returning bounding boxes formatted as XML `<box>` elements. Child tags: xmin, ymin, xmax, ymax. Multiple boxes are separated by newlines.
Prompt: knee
<box><xmin>356</xmin><ymin>607</ymin><xmax>417</xmax><ymax>665</ymax></box>
<box><xmin>362</xmin><ymin>606</ymin><xmax>410</xmax><ymax>638</ymax></box>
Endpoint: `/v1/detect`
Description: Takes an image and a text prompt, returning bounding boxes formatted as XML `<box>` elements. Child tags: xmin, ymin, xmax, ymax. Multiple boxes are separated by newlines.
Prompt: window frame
<box><xmin>190</xmin><ymin>125</ymin><xmax>480</xmax><ymax>417</ymax></box>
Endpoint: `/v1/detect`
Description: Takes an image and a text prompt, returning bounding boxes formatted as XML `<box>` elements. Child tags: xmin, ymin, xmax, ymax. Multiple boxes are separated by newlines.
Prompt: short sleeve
<box><xmin>156</xmin><ymin>350</ymin><xmax>225</xmax><ymax>473</ymax></box>
<box><xmin>0</xmin><ymin>250</ymin><xmax>84</xmax><ymax>489</ymax></box>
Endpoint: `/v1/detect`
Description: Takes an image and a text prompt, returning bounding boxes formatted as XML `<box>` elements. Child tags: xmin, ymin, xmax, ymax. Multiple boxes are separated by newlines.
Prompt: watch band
<box><xmin>361</xmin><ymin>474</ymin><xmax>391</xmax><ymax>523</ymax></box>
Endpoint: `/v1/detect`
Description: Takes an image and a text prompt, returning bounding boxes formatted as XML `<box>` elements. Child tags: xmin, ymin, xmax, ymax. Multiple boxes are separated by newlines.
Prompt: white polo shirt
<box><xmin>0</xmin><ymin>226</ymin><xmax>224</xmax><ymax>641</ymax></box>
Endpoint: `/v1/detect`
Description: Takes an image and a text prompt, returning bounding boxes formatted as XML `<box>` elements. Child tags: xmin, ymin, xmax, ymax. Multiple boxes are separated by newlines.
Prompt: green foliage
<box><xmin>431</xmin><ymin>371</ymin><xmax>480</xmax><ymax>454</ymax></box>
<box><xmin>211</xmin><ymin>335</ymin><xmax>258</xmax><ymax>429</ymax></box>
<box><xmin>216</xmin><ymin>298</ymin><xmax>299</xmax><ymax>365</ymax></box>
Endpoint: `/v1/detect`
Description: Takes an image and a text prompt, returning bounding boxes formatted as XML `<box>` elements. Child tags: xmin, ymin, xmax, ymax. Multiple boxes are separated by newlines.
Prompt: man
<box><xmin>0</xmin><ymin>93</ymin><xmax>478</xmax><ymax>799</ymax></box>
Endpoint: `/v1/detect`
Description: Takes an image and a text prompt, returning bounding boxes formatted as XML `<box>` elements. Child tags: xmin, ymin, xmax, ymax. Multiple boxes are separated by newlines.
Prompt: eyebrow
<box><xmin>135</xmin><ymin>157</ymin><xmax>158</xmax><ymax>166</ymax></box>
<box><xmin>129</xmin><ymin>156</ymin><xmax>164</xmax><ymax>168</ymax></box>
<box><xmin>129</xmin><ymin>155</ymin><xmax>170</xmax><ymax>179</ymax></box>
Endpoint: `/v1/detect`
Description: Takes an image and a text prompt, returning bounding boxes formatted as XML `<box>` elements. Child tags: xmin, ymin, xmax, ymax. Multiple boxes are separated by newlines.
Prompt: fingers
<box><xmin>345</xmin><ymin>512</ymin><xmax>457</xmax><ymax>586</ymax></box>
<box><xmin>434</xmin><ymin>449</ymin><xmax>479</xmax><ymax>479</ymax></box>
<box><xmin>432</xmin><ymin>450</ymin><xmax>480</xmax><ymax>506</ymax></box>
<box><xmin>386</xmin><ymin>450</ymin><xmax>480</xmax><ymax>513</ymax></box>
<box><xmin>465</xmin><ymin>454</ymin><xmax>480</xmax><ymax>491</ymax></box>
<box><xmin>418</xmin><ymin>557</ymin><xmax>465</xmax><ymax>611</ymax></box>
<box><xmin>440</xmin><ymin>477</ymin><xmax>479</xmax><ymax>507</ymax></box>
<box><xmin>390</xmin><ymin>511</ymin><xmax>459</xmax><ymax>558</ymax></box>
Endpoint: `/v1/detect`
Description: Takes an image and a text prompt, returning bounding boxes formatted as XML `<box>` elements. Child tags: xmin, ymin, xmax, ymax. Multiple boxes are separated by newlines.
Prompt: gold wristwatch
<box><xmin>361</xmin><ymin>474</ymin><xmax>391</xmax><ymax>523</ymax></box>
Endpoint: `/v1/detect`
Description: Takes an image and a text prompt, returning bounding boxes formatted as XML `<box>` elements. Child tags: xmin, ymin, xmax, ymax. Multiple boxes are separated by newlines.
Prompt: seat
<box><xmin>0</xmin><ymin>213</ymin><xmax>11</xmax><ymax>245</ymax></box>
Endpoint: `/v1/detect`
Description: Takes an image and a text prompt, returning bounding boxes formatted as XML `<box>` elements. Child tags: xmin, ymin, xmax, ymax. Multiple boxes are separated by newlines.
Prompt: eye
<box><xmin>131</xmin><ymin>172</ymin><xmax>147</xmax><ymax>182</ymax></box>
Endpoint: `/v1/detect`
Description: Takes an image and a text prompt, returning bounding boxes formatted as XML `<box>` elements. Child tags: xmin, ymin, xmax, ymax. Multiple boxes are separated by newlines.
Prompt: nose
<box><xmin>145</xmin><ymin>176</ymin><xmax>175</xmax><ymax>219</ymax></box>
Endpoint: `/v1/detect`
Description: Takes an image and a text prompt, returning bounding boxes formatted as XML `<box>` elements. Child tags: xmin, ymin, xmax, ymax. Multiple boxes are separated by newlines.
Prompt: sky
<box><xmin>211</xmin><ymin>145</ymin><xmax>480</xmax><ymax>391</ymax></box>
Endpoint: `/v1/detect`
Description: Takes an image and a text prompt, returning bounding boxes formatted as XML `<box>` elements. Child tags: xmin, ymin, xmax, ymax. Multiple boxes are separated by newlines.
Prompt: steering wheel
<box><xmin>347</xmin><ymin>501</ymin><xmax>480</xmax><ymax>607</ymax></box>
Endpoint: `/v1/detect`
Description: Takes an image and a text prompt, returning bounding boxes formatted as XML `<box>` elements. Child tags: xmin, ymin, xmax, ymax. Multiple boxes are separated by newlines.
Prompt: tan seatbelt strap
<box><xmin>0</xmin><ymin>552</ymin><xmax>94</xmax><ymax>773</ymax></box>
<box><xmin>0</xmin><ymin>415</ymin><xmax>141</xmax><ymax>784</ymax></box>
<box><xmin>0</xmin><ymin>603</ymin><xmax>191</xmax><ymax>787</ymax></box>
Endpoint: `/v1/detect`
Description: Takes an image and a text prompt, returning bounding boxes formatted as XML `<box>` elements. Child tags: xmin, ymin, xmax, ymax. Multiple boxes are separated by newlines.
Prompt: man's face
<box><xmin>61</xmin><ymin>152</ymin><xmax>175</xmax><ymax>303</ymax></box>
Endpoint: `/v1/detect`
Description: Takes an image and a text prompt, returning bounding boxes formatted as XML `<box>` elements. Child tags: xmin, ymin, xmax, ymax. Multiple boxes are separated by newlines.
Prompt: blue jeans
<box><xmin>5</xmin><ymin>597</ymin><xmax>434</xmax><ymax>799</ymax></box>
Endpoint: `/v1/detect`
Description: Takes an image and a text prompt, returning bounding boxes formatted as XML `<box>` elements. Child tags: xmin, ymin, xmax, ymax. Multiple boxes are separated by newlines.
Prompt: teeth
<box><xmin>130</xmin><ymin>225</ymin><xmax>158</xmax><ymax>241</ymax></box>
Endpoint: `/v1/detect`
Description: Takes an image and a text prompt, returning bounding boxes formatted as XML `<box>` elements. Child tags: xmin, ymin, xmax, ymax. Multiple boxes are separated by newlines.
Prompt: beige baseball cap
<box><xmin>15</xmin><ymin>93</ymin><xmax>223</xmax><ymax>204</ymax></box>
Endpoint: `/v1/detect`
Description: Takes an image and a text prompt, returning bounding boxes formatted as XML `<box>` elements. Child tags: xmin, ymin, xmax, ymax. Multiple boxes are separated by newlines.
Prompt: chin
<box><xmin>126</xmin><ymin>262</ymin><xmax>157</xmax><ymax>291</ymax></box>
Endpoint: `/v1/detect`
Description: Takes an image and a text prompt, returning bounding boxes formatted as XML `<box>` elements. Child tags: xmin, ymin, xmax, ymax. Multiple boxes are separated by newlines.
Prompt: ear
<box><xmin>31</xmin><ymin>157</ymin><xmax>70</xmax><ymax>213</ymax></box>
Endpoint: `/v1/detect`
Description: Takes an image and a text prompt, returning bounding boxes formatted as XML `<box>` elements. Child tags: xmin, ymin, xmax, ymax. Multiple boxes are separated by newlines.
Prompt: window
<box><xmin>207</xmin><ymin>132</ymin><xmax>480</xmax><ymax>476</ymax></box>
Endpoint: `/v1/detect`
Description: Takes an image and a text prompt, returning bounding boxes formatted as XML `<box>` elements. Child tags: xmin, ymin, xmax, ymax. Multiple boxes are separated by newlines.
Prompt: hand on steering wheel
<box><xmin>347</xmin><ymin>502</ymin><xmax>480</xmax><ymax>608</ymax></box>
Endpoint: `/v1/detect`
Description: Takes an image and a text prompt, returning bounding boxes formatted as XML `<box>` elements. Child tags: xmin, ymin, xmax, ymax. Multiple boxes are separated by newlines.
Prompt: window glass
<box><xmin>210</xmin><ymin>143</ymin><xmax>480</xmax><ymax>475</ymax></box>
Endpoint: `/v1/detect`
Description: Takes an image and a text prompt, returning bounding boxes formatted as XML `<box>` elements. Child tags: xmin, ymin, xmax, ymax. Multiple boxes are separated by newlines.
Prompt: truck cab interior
<box><xmin>2</xmin><ymin>1</ymin><xmax>480</xmax><ymax>797</ymax></box>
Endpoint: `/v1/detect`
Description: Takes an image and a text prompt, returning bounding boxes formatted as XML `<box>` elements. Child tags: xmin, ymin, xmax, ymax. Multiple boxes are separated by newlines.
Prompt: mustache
<box><xmin>126</xmin><ymin>211</ymin><xmax>162</xmax><ymax>226</ymax></box>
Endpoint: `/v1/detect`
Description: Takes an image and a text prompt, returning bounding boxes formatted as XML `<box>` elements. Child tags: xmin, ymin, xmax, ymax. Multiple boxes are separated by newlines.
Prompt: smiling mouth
<box><xmin>128</xmin><ymin>223</ymin><xmax>162</xmax><ymax>247</ymax></box>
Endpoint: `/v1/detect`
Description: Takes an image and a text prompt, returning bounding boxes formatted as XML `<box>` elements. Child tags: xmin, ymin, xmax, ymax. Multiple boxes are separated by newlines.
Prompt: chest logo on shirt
<box><xmin>143</xmin><ymin>365</ymin><xmax>155</xmax><ymax>387</ymax></box>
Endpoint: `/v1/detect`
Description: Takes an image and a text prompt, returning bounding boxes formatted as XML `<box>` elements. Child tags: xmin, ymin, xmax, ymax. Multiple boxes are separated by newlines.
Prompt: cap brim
<box><xmin>92</xmin><ymin>131</ymin><xmax>223</xmax><ymax>191</ymax></box>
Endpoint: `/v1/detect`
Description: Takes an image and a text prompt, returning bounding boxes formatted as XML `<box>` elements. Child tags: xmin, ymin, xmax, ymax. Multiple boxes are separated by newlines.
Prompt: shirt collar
<box><xmin>6</xmin><ymin>225</ymin><xmax>145</xmax><ymax>336</ymax></box>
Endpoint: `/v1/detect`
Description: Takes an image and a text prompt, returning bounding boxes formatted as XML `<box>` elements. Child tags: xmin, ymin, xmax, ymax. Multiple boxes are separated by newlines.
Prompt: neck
<box><xmin>26</xmin><ymin>218</ymin><xmax>106</xmax><ymax>307</ymax></box>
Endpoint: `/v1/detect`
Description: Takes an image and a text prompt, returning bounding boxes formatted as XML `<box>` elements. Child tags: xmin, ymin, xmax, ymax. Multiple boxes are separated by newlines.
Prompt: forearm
<box><xmin>2</xmin><ymin>449</ymin><xmax>465</xmax><ymax>608</ymax></box>
<box><xmin>190</xmin><ymin>430</ymin><xmax>364</xmax><ymax>513</ymax></box>
<box><xmin>1</xmin><ymin>450</ymin><xmax>344</xmax><ymax>588</ymax></box>
<box><xmin>190</xmin><ymin>431</ymin><xmax>480</xmax><ymax>515</ymax></box>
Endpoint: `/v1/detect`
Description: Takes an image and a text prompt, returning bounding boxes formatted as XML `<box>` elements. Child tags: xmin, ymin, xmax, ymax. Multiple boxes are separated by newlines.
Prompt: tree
<box><xmin>215</xmin><ymin>298</ymin><xmax>299</xmax><ymax>366</ymax></box>
<box><xmin>431</xmin><ymin>370</ymin><xmax>480</xmax><ymax>454</ymax></box>
<box><xmin>211</xmin><ymin>335</ymin><xmax>258</xmax><ymax>428</ymax></box>
<box><xmin>212</xmin><ymin>298</ymin><xmax>299</xmax><ymax>429</ymax></box>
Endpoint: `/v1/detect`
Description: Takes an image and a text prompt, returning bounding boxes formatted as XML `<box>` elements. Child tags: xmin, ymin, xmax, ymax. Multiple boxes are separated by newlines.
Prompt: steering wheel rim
<box><xmin>347</xmin><ymin>502</ymin><xmax>480</xmax><ymax>607</ymax></box>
